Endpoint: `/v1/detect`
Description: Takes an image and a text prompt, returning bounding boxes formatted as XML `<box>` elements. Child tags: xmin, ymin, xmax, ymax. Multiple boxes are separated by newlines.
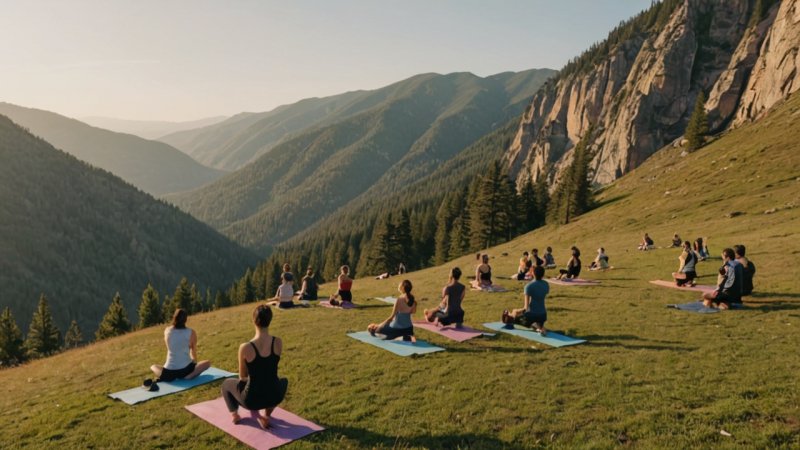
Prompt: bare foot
<box><xmin>257</xmin><ymin>415</ymin><xmax>270</xmax><ymax>429</ymax></box>
<box><xmin>231</xmin><ymin>412</ymin><xmax>242</xmax><ymax>424</ymax></box>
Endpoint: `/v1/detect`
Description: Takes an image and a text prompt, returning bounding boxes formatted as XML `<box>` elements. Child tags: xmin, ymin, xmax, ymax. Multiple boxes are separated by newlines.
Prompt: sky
<box><xmin>0</xmin><ymin>0</ymin><xmax>654</xmax><ymax>121</ymax></box>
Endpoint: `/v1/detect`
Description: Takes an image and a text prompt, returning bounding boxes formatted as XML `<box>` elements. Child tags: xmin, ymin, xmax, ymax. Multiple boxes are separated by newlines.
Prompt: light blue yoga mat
<box><xmin>108</xmin><ymin>367</ymin><xmax>236</xmax><ymax>405</ymax></box>
<box><xmin>373</xmin><ymin>296</ymin><xmax>397</xmax><ymax>304</ymax></box>
<box><xmin>483</xmin><ymin>322</ymin><xmax>586</xmax><ymax>347</ymax></box>
<box><xmin>666</xmin><ymin>301</ymin><xmax>745</xmax><ymax>314</ymax></box>
<box><xmin>347</xmin><ymin>331</ymin><xmax>445</xmax><ymax>356</ymax></box>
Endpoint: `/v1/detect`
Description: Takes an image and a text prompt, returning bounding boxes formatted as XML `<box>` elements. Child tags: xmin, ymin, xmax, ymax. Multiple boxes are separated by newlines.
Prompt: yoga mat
<box><xmin>319</xmin><ymin>300</ymin><xmax>356</xmax><ymax>309</ymax></box>
<box><xmin>185</xmin><ymin>397</ymin><xmax>324</xmax><ymax>450</ymax></box>
<box><xmin>373</xmin><ymin>296</ymin><xmax>397</xmax><ymax>304</ymax></box>
<box><xmin>649</xmin><ymin>280</ymin><xmax>716</xmax><ymax>293</ymax></box>
<box><xmin>347</xmin><ymin>331</ymin><xmax>445</xmax><ymax>356</ymax></box>
<box><xmin>109</xmin><ymin>367</ymin><xmax>235</xmax><ymax>405</ymax></box>
<box><xmin>548</xmin><ymin>278</ymin><xmax>600</xmax><ymax>286</ymax></box>
<box><xmin>412</xmin><ymin>321</ymin><xmax>483</xmax><ymax>342</ymax></box>
<box><xmin>667</xmin><ymin>301</ymin><xmax>744</xmax><ymax>313</ymax></box>
<box><xmin>470</xmin><ymin>283</ymin><xmax>508</xmax><ymax>292</ymax></box>
<box><xmin>483</xmin><ymin>322</ymin><xmax>586</xmax><ymax>347</ymax></box>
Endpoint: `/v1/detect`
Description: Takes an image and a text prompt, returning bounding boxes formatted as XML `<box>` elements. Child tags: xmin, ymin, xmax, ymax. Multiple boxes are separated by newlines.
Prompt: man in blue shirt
<box><xmin>502</xmin><ymin>266</ymin><xmax>550</xmax><ymax>335</ymax></box>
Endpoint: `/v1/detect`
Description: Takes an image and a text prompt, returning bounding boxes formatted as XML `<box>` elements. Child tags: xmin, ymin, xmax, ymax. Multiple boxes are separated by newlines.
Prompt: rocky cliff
<box><xmin>505</xmin><ymin>0</ymin><xmax>798</xmax><ymax>189</ymax></box>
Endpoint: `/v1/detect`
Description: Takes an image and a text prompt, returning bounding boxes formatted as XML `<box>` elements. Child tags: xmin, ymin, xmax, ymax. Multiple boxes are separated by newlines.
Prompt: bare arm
<box><xmin>524</xmin><ymin>294</ymin><xmax>531</xmax><ymax>311</ymax></box>
<box><xmin>381</xmin><ymin>300</ymin><xmax>399</xmax><ymax>326</ymax></box>
<box><xmin>190</xmin><ymin>329</ymin><xmax>198</xmax><ymax>362</ymax></box>
<box><xmin>273</xmin><ymin>337</ymin><xmax>283</xmax><ymax>356</ymax></box>
<box><xmin>237</xmin><ymin>343</ymin><xmax>250</xmax><ymax>380</ymax></box>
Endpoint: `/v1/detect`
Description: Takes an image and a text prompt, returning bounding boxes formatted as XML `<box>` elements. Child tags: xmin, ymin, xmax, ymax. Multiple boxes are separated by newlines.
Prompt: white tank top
<box><xmin>164</xmin><ymin>326</ymin><xmax>192</xmax><ymax>370</ymax></box>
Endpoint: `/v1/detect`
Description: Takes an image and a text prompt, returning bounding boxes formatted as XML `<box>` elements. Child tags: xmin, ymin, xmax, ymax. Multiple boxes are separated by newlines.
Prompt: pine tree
<box><xmin>0</xmin><ymin>307</ymin><xmax>26</xmax><ymax>365</ymax></box>
<box><xmin>686</xmin><ymin>91</ymin><xmax>708</xmax><ymax>151</ymax></box>
<box><xmin>170</xmin><ymin>277</ymin><xmax>192</xmax><ymax>312</ymax></box>
<box><xmin>137</xmin><ymin>284</ymin><xmax>162</xmax><ymax>328</ymax></box>
<box><xmin>469</xmin><ymin>162</ymin><xmax>514</xmax><ymax>249</ymax></box>
<box><xmin>393</xmin><ymin>210</ymin><xmax>413</xmax><ymax>271</ymax></box>
<box><xmin>364</xmin><ymin>215</ymin><xmax>395</xmax><ymax>275</ymax></box>
<box><xmin>95</xmin><ymin>293</ymin><xmax>132</xmax><ymax>340</ymax></box>
<box><xmin>547</xmin><ymin>128</ymin><xmax>595</xmax><ymax>224</ymax></box>
<box><xmin>64</xmin><ymin>320</ymin><xmax>83</xmax><ymax>349</ymax></box>
<box><xmin>25</xmin><ymin>294</ymin><xmax>61</xmax><ymax>357</ymax></box>
<box><xmin>190</xmin><ymin>283</ymin><xmax>204</xmax><ymax>313</ymax></box>
<box><xmin>519</xmin><ymin>177</ymin><xmax>538</xmax><ymax>233</ymax></box>
<box><xmin>252</xmin><ymin>263</ymin><xmax>267</xmax><ymax>300</ymax></box>
<box><xmin>533</xmin><ymin>173</ymin><xmax>550</xmax><ymax>227</ymax></box>
<box><xmin>237</xmin><ymin>268</ymin><xmax>256</xmax><ymax>304</ymax></box>
<box><xmin>434</xmin><ymin>193</ymin><xmax>456</xmax><ymax>265</ymax></box>
<box><xmin>214</xmin><ymin>290</ymin><xmax>231</xmax><ymax>310</ymax></box>
<box><xmin>264</xmin><ymin>259</ymin><xmax>281</xmax><ymax>297</ymax></box>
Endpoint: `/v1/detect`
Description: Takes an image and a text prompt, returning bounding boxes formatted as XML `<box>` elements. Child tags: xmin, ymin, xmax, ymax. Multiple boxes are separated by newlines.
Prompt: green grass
<box><xmin>2</xmin><ymin>95</ymin><xmax>800</xmax><ymax>449</ymax></box>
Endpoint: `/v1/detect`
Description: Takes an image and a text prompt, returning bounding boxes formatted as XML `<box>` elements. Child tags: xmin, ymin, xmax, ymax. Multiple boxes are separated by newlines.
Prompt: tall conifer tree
<box><xmin>137</xmin><ymin>284</ymin><xmax>162</xmax><ymax>328</ymax></box>
<box><xmin>0</xmin><ymin>307</ymin><xmax>26</xmax><ymax>365</ymax></box>
<box><xmin>686</xmin><ymin>92</ymin><xmax>708</xmax><ymax>151</ymax></box>
<box><xmin>64</xmin><ymin>320</ymin><xmax>83</xmax><ymax>349</ymax></box>
<box><xmin>95</xmin><ymin>293</ymin><xmax>132</xmax><ymax>340</ymax></box>
<box><xmin>25</xmin><ymin>294</ymin><xmax>61</xmax><ymax>357</ymax></box>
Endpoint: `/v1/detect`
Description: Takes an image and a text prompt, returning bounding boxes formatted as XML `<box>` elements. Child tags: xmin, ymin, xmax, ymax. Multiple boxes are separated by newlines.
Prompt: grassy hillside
<box><xmin>1</xmin><ymin>94</ymin><xmax>798</xmax><ymax>448</ymax></box>
<box><xmin>0</xmin><ymin>103</ymin><xmax>225</xmax><ymax>196</ymax></box>
<box><xmin>0</xmin><ymin>115</ymin><xmax>258</xmax><ymax>335</ymax></box>
<box><xmin>168</xmin><ymin>70</ymin><xmax>554</xmax><ymax>251</ymax></box>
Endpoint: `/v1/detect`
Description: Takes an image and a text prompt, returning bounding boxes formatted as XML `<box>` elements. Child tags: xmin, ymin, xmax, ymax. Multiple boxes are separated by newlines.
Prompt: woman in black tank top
<box><xmin>221</xmin><ymin>304</ymin><xmax>288</xmax><ymax>429</ymax></box>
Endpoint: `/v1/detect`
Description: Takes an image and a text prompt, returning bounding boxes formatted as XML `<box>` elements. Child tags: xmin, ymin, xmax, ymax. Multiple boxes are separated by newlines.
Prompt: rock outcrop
<box><xmin>506</xmin><ymin>0</ymin><xmax>800</xmax><ymax>189</ymax></box>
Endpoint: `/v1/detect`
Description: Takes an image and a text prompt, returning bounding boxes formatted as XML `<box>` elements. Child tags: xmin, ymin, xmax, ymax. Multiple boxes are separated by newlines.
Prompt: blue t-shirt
<box><xmin>524</xmin><ymin>279</ymin><xmax>549</xmax><ymax>315</ymax></box>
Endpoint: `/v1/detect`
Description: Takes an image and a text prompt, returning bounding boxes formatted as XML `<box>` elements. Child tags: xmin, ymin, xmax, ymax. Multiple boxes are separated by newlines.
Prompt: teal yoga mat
<box><xmin>483</xmin><ymin>322</ymin><xmax>586</xmax><ymax>347</ymax></box>
<box><xmin>347</xmin><ymin>331</ymin><xmax>445</xmax><ymax>356</ymax></box>
<box><xmin>109</xmin><ymin>367</ymin><xmax>236</xmax><ymax>405</ymax></box>
<box><xmin>666</xmin><ymin>301</ymin><xmax>745</xmax><ymax>313</ymax></box>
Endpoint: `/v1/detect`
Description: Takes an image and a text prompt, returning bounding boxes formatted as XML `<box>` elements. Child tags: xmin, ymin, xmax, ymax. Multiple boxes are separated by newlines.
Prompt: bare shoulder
<box><xmin>273</xmin><ymin>336</ymin><xmax>283</xmax><ymax>354</ymax></box>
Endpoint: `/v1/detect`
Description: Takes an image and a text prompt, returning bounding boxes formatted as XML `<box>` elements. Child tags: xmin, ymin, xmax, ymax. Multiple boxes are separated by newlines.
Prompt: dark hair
<box><xmin>533</xmin><ymin>266</ymin><xmax>545</xmax><ymax>280</ymax></box>
<box><xmin>571</xmin><ymin>247</ymin><xmax>581</xmax><ymax>257</ymax></box>
<box><xmin>722</xmin><ymin>248</ymin><xmax>735</xmax><ymax>260</ymax></box>
<box><xmin>282</xmin><ymin>263</ymin><xmax>291</xmax><ymax>271</ymax></box>
<box><xmin>532</xmin><ymin>248</ymin><xmax>538</xmax><ymax>253</ymax></box>
<box><xmin>599</xmin><ymin>247</ymin><xmax>605</xmax><ymax>253</ymax></box>
<box><xmin>401</xmin><ymin>279</ymin><xmax>415</xmax><ymax>306</ymax></box>
<box><xmin>482</xmin><ymin>254</ymin><xmax>489</xmax><ymax>262</ymax></box>
<box><xmin>451</xmin><ymin>267</ymin><xmax>462</xmax><ymax>280</ymax></box>
<box><xmin>733</xmin><ymin>244</ymin><xmax>746</xmax><ymax>257</ymax></box>
<box><xmin>253</xmin><ymin>304</ymin><xmax>273</xmax><ymax>328</ymax></box>
<box><xmin>306</xmin><ymin>267</ymin><xmax>314</xmax><ymax>276</ymax></box>
<box><xmin>684</xmin><ymin>240</ymin><xmax>692</xmax><ymax>248</ymax></box>
<box><xmin>340</xmin><ymin>265</ymin><xmax>349</xmax><ymax>274</ymax></box>
<box><xmin>523</xmin><ymin>251</ymin><xmax>529</xmax><ymax>256</ymax></box>
<box><xmin>172</xmin><ymin>308</ymin><xmax>188</xmax><ymax>329</ymax></box>
<box><xmin>282</xmin><ymin>272</ymin><xmax>293</xmax><ymax>282</ymax></box>
<box><xmin>718</xmin><ymin>266</ymin><xmax>727</xmax><ymax>276</ymax></box>
<box><xmin>546</xmin><ymin>247</ymin><xmax>552</xmax><ymax>252</ymax></box>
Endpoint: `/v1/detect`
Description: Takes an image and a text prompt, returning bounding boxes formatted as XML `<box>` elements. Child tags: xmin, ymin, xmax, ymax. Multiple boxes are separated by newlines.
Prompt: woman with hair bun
<box><xmin>148</xmin><ymin>308</ymin><xmax>211</xmax><ymax>383</ymax></box>
<box><xmin>368</xmin><ymin>279</ymin><xmax>417</xmax><ymax>341</ymax></box>
<box><xmin>220</xmin><ymin>304</ymin><xmax>288</xmax><ymax>429</ymax></box>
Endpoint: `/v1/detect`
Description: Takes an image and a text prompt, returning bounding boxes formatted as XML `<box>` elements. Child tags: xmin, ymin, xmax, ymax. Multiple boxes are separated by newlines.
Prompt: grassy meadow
<box><xmin>1</xmin><ymin>95</ymin><xmax>799</xmax><ymax>449</ymax></box>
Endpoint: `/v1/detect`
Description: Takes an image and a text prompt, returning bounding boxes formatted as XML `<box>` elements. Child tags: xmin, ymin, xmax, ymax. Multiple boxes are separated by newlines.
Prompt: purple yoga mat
<box><xmin>185</xmin><ymin>397</ymin><xmax>324</xmax><ymax>450</ymax></box>
<box><xmin>548</xmin><ymin>278</ymin><xmax>600</xmax><ymax>286</ymax></box>
<box><xmin>412</xmin><ymin>321</ymin><xmax>484</xmax><ymax>342</ymax></box>
<box><xmin>649</xmin><ymin>280</ymin><xmax>715</xmax><ymax>293</ymax></box>
<box><xmin>319</xmin><ymin>299</ymin><xmax>356</xmax><ymax>309</ymax></box>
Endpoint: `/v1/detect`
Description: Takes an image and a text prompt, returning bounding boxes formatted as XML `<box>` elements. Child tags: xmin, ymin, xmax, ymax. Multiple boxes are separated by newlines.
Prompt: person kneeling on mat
<box><xmin>368</xmin><ymin>280</ymin><xmax>416</xmax><ymax>341</ymax></box>
<box><xmin>672</xmin><ymin>241</ymin><xmax>698</xmax><ymax>286</ymax></box>
<box><xmin>502</xmin><ymin>266</ymin><xmax>549</xmax><ymax>335</ymax></box>
<box><xmin>147</xmin><ymin>309</ymin><xmax>211</xmax><ymax>389</ymax></box>
<box><xmin>221</xmin><ymin>304</ymin><xmax>288</xmax><ymax>429</ymax></box>
<box><xmin>424</xmin><ymin>267</ymin><xmax>465</xmax><ymax>328</ymax></box>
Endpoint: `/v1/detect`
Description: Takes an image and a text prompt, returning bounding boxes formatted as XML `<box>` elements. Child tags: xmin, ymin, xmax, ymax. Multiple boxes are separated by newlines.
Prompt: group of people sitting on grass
<box><xmin>641</xmin><ymin>232</ymin><xmax>711</xmax><ymax>260</ymax></box>
<box><xmin>263</xmin><ymin>264</ymin><xmax>354</xmax><ymax>309</ymax></box>
<box><xmin>671</xmin><ymin>242</ymin><xmax>756</xmax><ymax>309</ymax></box>
<box><xmin>145</xmin><ymin>306</ymin><xmax>288</xmax><ymax>429</ymax></box>
<box><xmin>513</xmin><ymin>248</ymin><xmax>555</xmax><ymax>280</ymax></box>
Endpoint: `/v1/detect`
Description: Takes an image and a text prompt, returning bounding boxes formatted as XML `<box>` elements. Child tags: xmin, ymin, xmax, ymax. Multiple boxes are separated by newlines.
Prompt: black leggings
<box><xmin>338</xmin><ymin>290</ymin><xmax>353</xmax><ymax>303</ymax></box>
<box><xmin>376</xmin><ymin>325</ymin><xmax>413</xmax><ymax>340</ymax></box>
<box><xmin>221</xmin><ymin>378</ymin><xmax>288</xmax><ymax>412</ymax></box>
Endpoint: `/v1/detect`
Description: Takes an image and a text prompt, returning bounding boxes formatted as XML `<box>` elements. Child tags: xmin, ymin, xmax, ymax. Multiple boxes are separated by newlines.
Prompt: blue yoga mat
<box><xmin>483</xmin><ymin>322</ymin><xmax>586</xmax><ymax>347</ymax></box>
<box><xmin>373</xmin><ymin>296</ymin><xmax>397</xmax><ymax>304</ymax></box>
<box><xmin>347</xmin><ymin>331</ymin><xmax>445</xmax><ymax>356</ymax></box>
<box><xmin>666</xmin><ymin>301</ymin><xmax>748</xmax><ymax>314</ymax></box>
<box><xmin>108</xmin><ymin>367</ymin><xmax>236</xmax><ymax>405</ymax></box>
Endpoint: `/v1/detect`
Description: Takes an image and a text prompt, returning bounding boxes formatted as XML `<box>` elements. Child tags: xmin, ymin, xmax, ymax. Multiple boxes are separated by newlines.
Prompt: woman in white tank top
<box><xmin>149</xmin><ymin>309</ymin><xmax>211</xmax><ymax>382</ymax></box>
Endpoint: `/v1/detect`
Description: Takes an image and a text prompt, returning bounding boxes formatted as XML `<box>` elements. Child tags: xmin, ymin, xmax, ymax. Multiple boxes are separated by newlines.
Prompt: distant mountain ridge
<box><xmin>0</xmin><ymin>102</ymin><xmax>226</xmax><ymax>196</ymax></box>
<box><xmin>166</xmin><ymin>69</ymin><xmax>556</xmax><ymax>251</ymax></box>
<box><xmin>0</xmin><ymin>114</ymin><xmax>258</xmax><ymax>333</ymax></box>
<box><xmin>81</xmin><ymin>115</ymin><xmax>227</xmax><ymax>140</ymax></box>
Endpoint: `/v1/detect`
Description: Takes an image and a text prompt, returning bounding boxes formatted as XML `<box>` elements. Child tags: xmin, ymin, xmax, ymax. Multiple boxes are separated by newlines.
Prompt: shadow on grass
<box><xmin>595</xmin><ymin>192</ymin><xmax>631</xmax><ymax>208</ymax></box>
<box><xmin>442</xmin><ymin>345</ymin><xmax>532</xmax><ymax>355</ymax></box>
<box><xmin>316</xmin><ymin>425</ymin><xmax>530</xmax><ymax>449</ymax></box>
<box><xmin>748</xmin><ymin>292</ymin><xmax>800</xmax><ymax>300</ymax></box>
<box><xmin>581</xmin><ymin>334</ymin><xmax>696</xmax><ymax>352</ymax></box>
<box><xmin>747</xmin><ymin>302</ymin><xmax>800</xmax><ymax>312</ymax></box>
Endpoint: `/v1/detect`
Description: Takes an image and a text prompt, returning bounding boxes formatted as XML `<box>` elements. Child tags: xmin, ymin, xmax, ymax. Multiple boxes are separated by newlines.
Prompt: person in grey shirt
<box><xmin>702</xmin><ymin>248</ymin><xmax>743</xmax><ymax>309</ymax></box>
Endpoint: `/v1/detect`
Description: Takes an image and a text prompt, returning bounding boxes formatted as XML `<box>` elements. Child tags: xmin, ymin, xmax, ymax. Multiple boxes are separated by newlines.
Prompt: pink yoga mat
<box><xmin>649</xmin><ymin>280</ymin><xmax>715</xmax><ymax>293</ymax></box>
<box><xmin>185</xmin><ymin>397</ymin><xmax>324</xmax><ymax>450</ymax></box>
<box><xmin>548</xmin><ymin>278</ymin><xmax>600</xmax><ymax>286</ymax></box>
<box><xmin>319</xmin><ymin>300</ymin><xmax>356</xmax><ymax>309</ymax></box>
<box><xmin>412</xmin><ymin>321</ymin><xmax>484</xmax><ymax>342</ymax></box>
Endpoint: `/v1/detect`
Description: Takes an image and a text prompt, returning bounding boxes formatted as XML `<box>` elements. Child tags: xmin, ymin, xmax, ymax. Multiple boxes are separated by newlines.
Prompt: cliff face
<box><xmin>506</xmin><ymin>0</ymin><xmax>799</xmax><ymax>189</ymax></box>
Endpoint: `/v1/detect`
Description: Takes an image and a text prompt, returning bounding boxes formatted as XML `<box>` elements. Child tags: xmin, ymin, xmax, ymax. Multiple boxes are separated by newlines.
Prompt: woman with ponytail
<box><xmin>367</xmin><ymin>279</ymin><xmax>417</xmax><ymax>342</ymax></box>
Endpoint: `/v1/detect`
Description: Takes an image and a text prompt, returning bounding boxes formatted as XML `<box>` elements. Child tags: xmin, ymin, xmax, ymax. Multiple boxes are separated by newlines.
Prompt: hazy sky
<box><xmin>0</xmin><ymin>0</ymin><xmax>653</xmax><ymax>121</ymax></box>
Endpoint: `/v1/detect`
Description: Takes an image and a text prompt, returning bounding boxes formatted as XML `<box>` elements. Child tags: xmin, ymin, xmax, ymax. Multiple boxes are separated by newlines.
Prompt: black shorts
<box><xmin>715</xmin><ymin>290</ymin><xmax>741</xmax><ymax>305</ymax></box>
<box><xmin>301</xmin><ymin>292</ymin><xmax>318</xmax><ymax>301</ymax></box>
<box><xmin>338</xmin><ymin>290</ymin><xmax>353</xmax><ymax>303</ymax></box>
<box><xmin>159</xmin><ymin>361</ymin><xmax>196</xmax><ymax>382</ymax></box>
<box><xmin>515</xmin><ymin>313</ymin><xmax>546</xmax><ymax>328</ymax></box>
<box><xmin>434</xmin><ymin>310</ymin><xmax>464</xmax><ymax>326</ymax></box>
<box><xmin>278</xmin><ymin>301</ymin><xmax>296</xmax><ymax>309</ymax></box>
<box><xmin>377</xmin><ymin>325</ymin><xmax>413</xmax><ymax>340</ymax></box>
<box><xmin>516</xmin><ymin>272</ymin><xmax>527</xmax><ymax>280</ymax></box>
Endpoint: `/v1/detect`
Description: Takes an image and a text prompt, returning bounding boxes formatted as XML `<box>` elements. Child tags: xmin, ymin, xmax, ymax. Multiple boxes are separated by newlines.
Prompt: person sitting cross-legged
<box><xmin>424</xmin><ymin>267</ymin><xmax>466</xmax><ymax>327</ymax></box>
<box><xmin>702</xmin><ymin>248</ymin><xmax>743</xmax><ymax>310</ymax></box>
<box><xmin>368</xmin><ymin>280</ymin><xmax>417</xmax><ymax>341</ymax></box>
<box><xmin>502</xmin><ymin>266</ymin><xmax>549</xmax><ymax>335</ymax></box>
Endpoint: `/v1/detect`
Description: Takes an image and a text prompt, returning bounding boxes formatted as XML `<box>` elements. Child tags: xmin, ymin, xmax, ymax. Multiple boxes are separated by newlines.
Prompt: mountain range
<box><xmin>0</xmin><ymin>114</ymin><xmax>257</xmax><ymax>333</ymax></box>
<box><xmin>81</xmin><ymin>115</ymin><xmax>227</xmax><ymax>140</ymax></box>
<box><xmin>165</xmin><ymin>69</ymin><xmax>555</xmax><ymax>252</ymax></box>
<box><xmin>0</xmin><ymin>103</ymin><xmax>226</xmax><ymax>196</ymax></box>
